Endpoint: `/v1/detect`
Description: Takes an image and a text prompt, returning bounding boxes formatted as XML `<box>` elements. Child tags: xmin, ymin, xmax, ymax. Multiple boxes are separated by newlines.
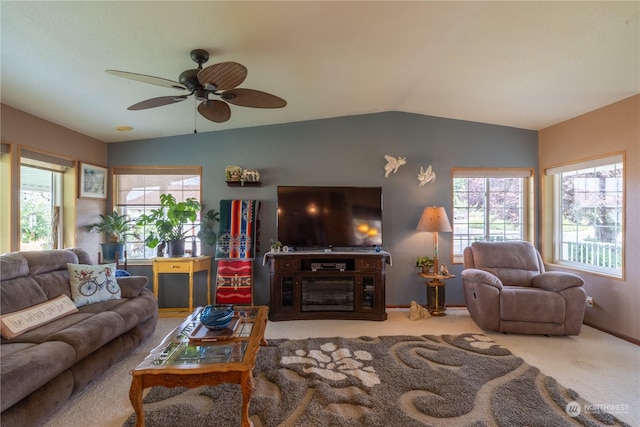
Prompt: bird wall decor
<box><xmin>418</xmin><ymin>165</ymin><xmax>436</xmax><ymax>186</ymax></box>
<box><xmin>384</xmin><ymin>155</ymin><xmax>407</xmax><ymax>177</ymax></box>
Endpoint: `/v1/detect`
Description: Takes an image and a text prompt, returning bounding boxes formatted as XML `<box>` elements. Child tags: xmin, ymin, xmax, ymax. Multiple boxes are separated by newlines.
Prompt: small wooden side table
<box><xmin>152</xmin><ymin>256</ymin><xmax>212</xmax><ymax>316</ymax></box>
<box><xmin>418</xmin><ymin>272</ymin><xmax>455</xmax><ymax>316</ymax></box>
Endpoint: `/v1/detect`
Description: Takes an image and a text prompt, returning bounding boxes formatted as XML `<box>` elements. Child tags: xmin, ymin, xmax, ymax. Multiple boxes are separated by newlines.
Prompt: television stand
<box><xmin>266</xmin><ymin>251</ymin><xmax>390</xmax><ymax>321</ymax></box>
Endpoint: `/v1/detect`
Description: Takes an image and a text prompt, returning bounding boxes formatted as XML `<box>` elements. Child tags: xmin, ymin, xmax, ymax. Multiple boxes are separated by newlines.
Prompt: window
<box><xmin>19</xmin><ymin>149</ymin><xmax>73</xmax><ymax>251</ymax></box>
<box><xmin>452</xmin><ymin>168</ymin><xmax>534</xmax><ymax>262</ymax></box>
<box><xmin>546</xmin><ymin>154</ymin><xmax>624</xmax><ymax>277</ymax></box>
<box><xmin>113</xmin><ymin>166</ymin><xmax>202</xmax><ymax>260</ymax></box>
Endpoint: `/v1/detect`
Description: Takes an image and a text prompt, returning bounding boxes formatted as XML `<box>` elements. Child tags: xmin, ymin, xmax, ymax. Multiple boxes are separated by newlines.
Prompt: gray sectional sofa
<box><xmin>0</xmin><ymin>248</ymin><xmax>158</xmax><ymax>426</ymax></box>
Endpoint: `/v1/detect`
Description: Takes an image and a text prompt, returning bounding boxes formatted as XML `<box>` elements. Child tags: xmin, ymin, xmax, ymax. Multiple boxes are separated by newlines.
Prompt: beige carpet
<box><xmin>42</xmin><ymin>308</ymin><xmax>639</xmax><ymax>426</ymax></box>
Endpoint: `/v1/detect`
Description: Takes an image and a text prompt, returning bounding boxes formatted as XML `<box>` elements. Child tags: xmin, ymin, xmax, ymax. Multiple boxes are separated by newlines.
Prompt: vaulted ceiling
<box><xmin>1</xmin><ymin>1</ymin><xmax>638</xmax><ymax>143</ymax></box>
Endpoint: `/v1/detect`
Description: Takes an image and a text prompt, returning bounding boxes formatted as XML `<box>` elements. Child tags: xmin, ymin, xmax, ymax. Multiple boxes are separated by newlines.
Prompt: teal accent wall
<box><xmin>109</xmin><ymin>112</ymin><xmax>538</xmax><ymax>308</ymax></box>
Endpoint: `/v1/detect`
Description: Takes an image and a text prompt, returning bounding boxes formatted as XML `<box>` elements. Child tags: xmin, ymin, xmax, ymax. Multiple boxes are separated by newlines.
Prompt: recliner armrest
<box><xmin>461</xmin><ymin>268</ymin><xmax>503</xmax><ymax>290</ymax></box>
<box><xmin>117</xmin><ymin>276</ymin><xmax>150</xmax><ymax>298</ymax></box>
<box><xmin>532</xmin><ymin>271</ymin><xmax>584</xmax><ymax>292</ymax></box>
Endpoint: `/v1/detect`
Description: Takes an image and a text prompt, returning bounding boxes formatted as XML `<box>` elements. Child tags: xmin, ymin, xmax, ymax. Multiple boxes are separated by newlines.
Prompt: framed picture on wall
<box><xmin>78</xmin><ymin>163</ymin><xmax>107</xmax><ymax>199</ymax></box>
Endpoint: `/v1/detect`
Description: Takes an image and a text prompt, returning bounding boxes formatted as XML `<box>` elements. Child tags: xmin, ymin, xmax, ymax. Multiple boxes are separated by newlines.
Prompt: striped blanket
<box><xmin>215</xmin><ymin>199</ymin><xmax>259</xmax><ymax>259</ymax></box>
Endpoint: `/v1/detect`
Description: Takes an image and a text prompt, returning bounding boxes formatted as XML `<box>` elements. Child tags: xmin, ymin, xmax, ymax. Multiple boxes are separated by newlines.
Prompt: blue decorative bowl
<box><xmin>200</xmin><ymin>304</ymin><xmax>235</xmax><ymax>330</ymax></box>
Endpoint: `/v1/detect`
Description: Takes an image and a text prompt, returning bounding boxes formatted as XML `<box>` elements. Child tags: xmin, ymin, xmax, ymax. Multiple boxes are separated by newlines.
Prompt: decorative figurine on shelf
<box><xmin>409</xmin><ymin>300</ymin><xmax>431</xmax><ymax>320</ymax></box>
<box><xmin>440</xmin><ymin>264</ymin><xmax>449</xmax><ymax>276</ymax></box>
<box><xmin>225</xmin><ymin>165</ymin><xmax>242</xmax><ymax>182</ymax></box>
<box><xmin>417</xmin><ymin>165</ymin><xmax>436</xmax><ymax>186</ymax></box>
<box><xmin>242</xmin><ymin>169</ymin><xmax>260</xmax><ymax>182</ymax></box>
<box><xmin>384</xmin><ymin>155</ymin><xmax>407</xmax><ymax>177</ymax></box>
<box><xmin>156</xmin><ymin>241</ymin><xmax>165</xmax><ymax>257</ymax></box>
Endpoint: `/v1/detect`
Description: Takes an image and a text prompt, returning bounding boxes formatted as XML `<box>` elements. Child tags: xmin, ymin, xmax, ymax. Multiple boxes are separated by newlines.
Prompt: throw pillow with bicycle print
<box><xmin>67</xmin><ymin>263</ymin><xmax>122</xmax><ymax>307</ymax></box>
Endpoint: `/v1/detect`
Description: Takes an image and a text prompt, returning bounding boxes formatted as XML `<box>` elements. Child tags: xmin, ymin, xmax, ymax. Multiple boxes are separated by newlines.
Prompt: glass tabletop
<box><xmin>150</xmin><ymin>341</ymin><xmax>249</xmax><ymax>366</ymax></box>
<box><xmin>134</xmin><ymin>306</ymin><xmax>267</xmax><ymax>371</ymax></box>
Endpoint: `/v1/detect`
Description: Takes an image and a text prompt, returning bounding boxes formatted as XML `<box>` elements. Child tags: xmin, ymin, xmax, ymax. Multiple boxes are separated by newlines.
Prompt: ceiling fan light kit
<box><xmin>107</xmin><ymin>49</ymin><xmax>286</xmax><ymax>123</ymax></box>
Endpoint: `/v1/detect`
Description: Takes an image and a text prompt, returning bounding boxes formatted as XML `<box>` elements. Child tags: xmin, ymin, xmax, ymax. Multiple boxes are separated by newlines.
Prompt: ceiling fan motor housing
<box><xmin>194</xmin><ymin>88</ymin><xmax>209</xmax><ymax>102</ymax></box>
<box><xmin>179</xmin><ymin>69</ymin><xmax>201</xmax><ymax>91</ymax></box>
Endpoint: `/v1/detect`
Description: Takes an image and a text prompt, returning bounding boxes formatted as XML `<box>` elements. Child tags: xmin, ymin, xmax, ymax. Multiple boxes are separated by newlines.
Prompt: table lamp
<box><xmin>416</xmin><ymin>206</ymin><xmax>452</xmax><ymax>275</ymax></box>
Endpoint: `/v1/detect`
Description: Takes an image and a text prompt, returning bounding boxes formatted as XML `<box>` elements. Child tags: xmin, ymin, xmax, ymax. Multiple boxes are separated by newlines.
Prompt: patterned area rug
<box><xmin>123</xmin><ymin>334</ymin><xmax>629</xmax><ymax>427</ymax></box>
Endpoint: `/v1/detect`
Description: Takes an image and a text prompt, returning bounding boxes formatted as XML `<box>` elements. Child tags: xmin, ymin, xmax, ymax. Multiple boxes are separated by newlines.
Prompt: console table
<box><xmin>152</xmin><ymin>256</ymin><xmax>212</xmax><ymax>316</ymax></box>
<box><xmin>266</xmin><ymin>251</ymin><xmax>390</xmax><ymax>321</ymax></box>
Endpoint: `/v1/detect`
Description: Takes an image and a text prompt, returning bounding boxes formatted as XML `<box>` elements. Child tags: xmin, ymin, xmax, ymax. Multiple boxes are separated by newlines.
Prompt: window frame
<box><xmin>18</xmin><ymin>147</ymin><xmax>74</xmax><ymax>251</ymax></box>
<box><xmin>544</xmin><ymin>153</ymin><xmax>624</xmax><ymax>278</ymax></box>
<box><xmin>452</xmin><ymin>168</ymin><xmax>535</xmax><ymax>263</ymax></box>
<box><xmin>112</xmin><ymin>166</ymin><xmax>203</xmax><ymax>261</ymax></box>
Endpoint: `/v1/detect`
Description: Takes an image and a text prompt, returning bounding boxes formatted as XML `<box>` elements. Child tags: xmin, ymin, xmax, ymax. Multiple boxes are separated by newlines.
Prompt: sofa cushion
<box><xmin>0</xmin><ymin>253</ymin><xmax>30</xmax><ymax>281</ymax></box>
<box><xmin>1</xmin><ymin>312</ymin><xmax>93</xmax><ymax>345</ymax></box>
<box><xmin>0</xmin><ymin>276</ymin><xmax>49</xmax><ymax>315</ymax></box>
<box><xmin>0</xmin><ymin>295</ymin><xmax>78</xmax><ymax>339</ymax></box>
<box><xmin>471</xmin><ymin>241</ymin><xmax>542</xmax><ymax>286</ymax></box>
<box><xmin>67</xmin><ymin>263</ymin><xmax>121</xmax><ymax>307</ymax></box>
<box><xmin>21</xmin><ymin>250</ymin><xmax>79</xmax><ymax>276</ymax></box>
<box><xmin>500</xmin><ymin>287</ymin><xmax>565</xmax><ymax>324</ymax></box>
<box><xmin>485</xmin><ymin>268</ymin><xmax>539</xmax><ymax>287</ymax></box>
<box><xmin>78</xmin><ymin>292</ymin><xmax>157</xmax><ymax>332</ymax></box>
<box><xmin>32</xmin><ymin>270</ymin><xmax>73</xmax><ymax>300</ymax></box>
<box><xmin>66</xmin><ymin>247</ymin><xmax>94</xmax><ymax>265</ymax></box>
<box><xmin>1</xmin><ymin>340</ymin><xmax>77</xmax><ymax>411</ymax></box>
<box><xmin>472</xmin><ymin>241</ymin><xmax>541</xmax><ymax>270</ymax></box>
<box><xmin>46</xmin><ymin>311</ymin><xmax>127</xmax><ymax>360</ymax></box>
<box><xmin>116</xmin><ymin>276</ymin><xmax>150</xmax><ymax>298</ymax></box>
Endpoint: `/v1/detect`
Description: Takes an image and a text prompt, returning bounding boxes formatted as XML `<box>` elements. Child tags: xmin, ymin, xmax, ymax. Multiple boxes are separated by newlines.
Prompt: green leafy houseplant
<box><xmin>197</xmin><ymin>208</ymin><xmax>221</xmax><ymax>248</ymax></box>
<box><xmin>84</xmin><ymin>211</ymin><xmax>140</xmax><ymax>261</ymax></box>
<box><xmin>84</xmin><ymin>211</ymin><xmax>140</xmax><ymax>243</ymax></box>
<box><xmin>136</xmin><ymin>194</ymin><xmax>202</xmax><ymax>255</ymax></box>
<box><xmin>270</xmin><ymin>239</ymin><xmax>283</xmax><ymax>252</ymax></box>
<box><xmin>416</xmin><ymin>256</ymin><xmax>434</xmax><ymax>273</ymax></box>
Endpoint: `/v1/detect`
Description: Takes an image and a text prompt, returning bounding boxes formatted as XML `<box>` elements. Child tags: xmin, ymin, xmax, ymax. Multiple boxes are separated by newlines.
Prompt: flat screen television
<box><xmin>277</xmin><ymin>186</ymin><xmax>383</xmax><ymax>249</ymax></box>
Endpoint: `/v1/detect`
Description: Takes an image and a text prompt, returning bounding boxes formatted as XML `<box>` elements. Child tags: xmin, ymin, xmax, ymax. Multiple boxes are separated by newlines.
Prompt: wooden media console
<box><xmin>266</xmin><ymin>251</ymin><xmax>390</xmax><ymax>321</ymax></box>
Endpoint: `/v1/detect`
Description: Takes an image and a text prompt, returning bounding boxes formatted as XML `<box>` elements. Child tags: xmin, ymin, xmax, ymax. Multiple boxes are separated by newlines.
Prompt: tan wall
<box><xmin>539</xmin><ymin>95</ymin><xmax>640</xmax><ymax>342</ymax></box>
<box><xmin>0</xmin><ymin>104</ymin><xmax>108</xmax><ymax>255</ymax></box>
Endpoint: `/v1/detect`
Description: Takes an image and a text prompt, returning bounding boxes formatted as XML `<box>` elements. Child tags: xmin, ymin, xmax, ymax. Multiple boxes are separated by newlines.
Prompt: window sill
<box><xmin>544</xmin><ymin>261</ymin><xmax>624</xmax><ymax>281</ymax></box>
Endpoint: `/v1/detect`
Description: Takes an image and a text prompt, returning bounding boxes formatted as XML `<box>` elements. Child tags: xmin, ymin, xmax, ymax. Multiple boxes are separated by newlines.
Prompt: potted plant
<box><xmin>270</xmin><ymin>239</ymin><xmax>283</xmax><ymax>252</ymax></box>
<box><xmin>416</xmin><ymin>256</ymin><xmax>434</xmax><ymax>274</ymax></box>
<box><xmin>197</xmin><ymin>208</ymin><xmax>220</xmax><ymax>256</ymax></box>
<box><xmin>84</xmin><ymin>211</ymin><xmax>139</xmax><ymax>261</ymax></box>
<box><xmin>136</xmin><ymin>193</ymin><xmax>202</xmax><ymax>257</ymax></box>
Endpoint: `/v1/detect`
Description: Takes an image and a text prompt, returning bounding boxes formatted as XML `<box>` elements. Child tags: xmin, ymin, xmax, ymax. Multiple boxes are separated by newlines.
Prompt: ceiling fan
<box><xmin>107</xmin><ymin>49</ymin><xmax>286</xmax><ymax>123</ymax></box>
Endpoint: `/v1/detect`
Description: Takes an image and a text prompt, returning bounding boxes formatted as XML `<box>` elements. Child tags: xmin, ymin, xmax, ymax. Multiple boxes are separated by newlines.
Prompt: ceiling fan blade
<box><xmin>221</xmin><ymin>88</ymin><xmax>287</xmax><ymax>108</ymax></box>
<box><xmin>197</xmin><ymin>62</ymin><xmax>247</xmax><ymax>91</ymax></box>
<box><xmin>106</xmin><ymin>70</ymin><xmax>186</xmax><ymax>91</ymax></box>
<box><xmin>198</xmin><ymin>100</ymin><xmax>231</xmax><ymax>123</ymax></box>
<box><xmin>128</xmin><ymin>96</ymin><xmax>189</xmax><ymax>111</ymax></box>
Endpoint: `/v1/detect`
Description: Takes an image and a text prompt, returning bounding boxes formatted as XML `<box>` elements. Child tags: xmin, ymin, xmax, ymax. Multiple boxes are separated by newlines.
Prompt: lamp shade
<box><xmin>416</xmin><ymin>206</ymin><xmax>452</xmax><ymax>232</ymax></box>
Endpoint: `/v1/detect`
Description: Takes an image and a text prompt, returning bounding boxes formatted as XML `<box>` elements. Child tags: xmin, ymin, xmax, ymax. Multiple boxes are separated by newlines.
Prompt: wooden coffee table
<box><xmin>129</xmin><ymin>306</ymin><xmax>268</xmax><ymax>427</ymax></box>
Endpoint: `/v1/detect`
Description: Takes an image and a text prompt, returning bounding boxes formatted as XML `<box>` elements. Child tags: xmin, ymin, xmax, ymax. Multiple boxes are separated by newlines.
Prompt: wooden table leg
<box><xmin>240</xmin><ymin>371</ymin><xmax>254</xmax><ymax>427</ymax></box>
<box><xmin>153</xmin><ymin>268</ymin><xmax>159</xmax><ymax>301</ymax></box>
<box><xmin>188</xmin><ymin>272</ymin><xmax>194</xmax><ymax>312</ymax></box>
<box><xmin>129</xmin><ymin>375</ymin><xmax>144</xmax><ymax>427</ymax></box>
<box><xmin>207</xmin><ymin>264</ymin><xmax>212</xmax><ymax>305</ymax></box>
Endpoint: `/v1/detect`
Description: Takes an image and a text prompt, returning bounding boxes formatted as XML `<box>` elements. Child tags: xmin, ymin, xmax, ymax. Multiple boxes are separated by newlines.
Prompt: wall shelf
<box><xmin>225</xmin><ymin>181</ymin><xmax>261</xmax><ymax>187</ymax></box>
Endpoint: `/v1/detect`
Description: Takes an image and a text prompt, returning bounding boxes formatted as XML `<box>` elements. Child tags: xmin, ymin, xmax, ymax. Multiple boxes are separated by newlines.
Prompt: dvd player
<box><xmin>311</xmin><ymin>262</ymin><xmax>347</xmax><ymax>271</ymax></box>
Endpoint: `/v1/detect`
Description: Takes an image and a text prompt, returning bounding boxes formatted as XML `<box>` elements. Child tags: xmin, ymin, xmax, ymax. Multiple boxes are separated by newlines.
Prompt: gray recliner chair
<box><xmin>462</xmin><ymin>241</ymin><xmax>586</xmax><ymax>335</ymax></box>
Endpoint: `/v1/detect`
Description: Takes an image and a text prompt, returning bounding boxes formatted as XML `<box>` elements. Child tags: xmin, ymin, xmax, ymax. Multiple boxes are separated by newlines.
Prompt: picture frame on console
<box><xmin>78</xmin><ymin>162</ymin><xmax>107</xmax><ymax>199</ymax></box>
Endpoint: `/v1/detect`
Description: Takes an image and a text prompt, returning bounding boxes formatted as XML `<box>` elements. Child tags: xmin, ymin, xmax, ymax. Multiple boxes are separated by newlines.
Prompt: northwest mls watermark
<box><xmin>566</xmin><ymin>401</ymin><xmax>630</xmax><ymax>417</ymax></box>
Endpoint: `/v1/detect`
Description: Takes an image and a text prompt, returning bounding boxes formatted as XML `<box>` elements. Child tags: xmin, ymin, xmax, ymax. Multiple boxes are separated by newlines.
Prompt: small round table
<box><xmin>418</xmin><ymin>272</ymin><xmax>455</xmax><ymax>316</ymax></box>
